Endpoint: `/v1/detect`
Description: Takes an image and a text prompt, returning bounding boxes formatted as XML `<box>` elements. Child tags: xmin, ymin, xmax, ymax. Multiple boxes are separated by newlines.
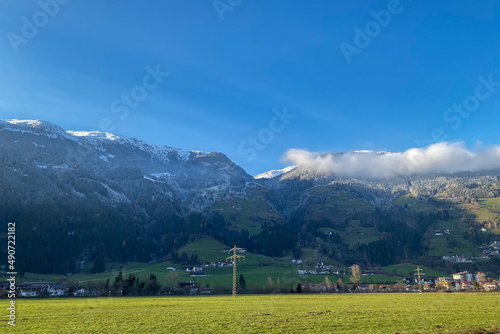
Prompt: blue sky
<box><xmin>1</xmin><ymin>0</ymin><xmax>500</xmax><ymax>175</ymax></box>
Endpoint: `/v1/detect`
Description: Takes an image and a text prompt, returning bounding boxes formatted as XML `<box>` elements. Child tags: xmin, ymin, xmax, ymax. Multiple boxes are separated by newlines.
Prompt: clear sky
<box><xmin>1</xmin><ymin>0</ymin><xmax>500</xmax><ymax>176</ymax></box>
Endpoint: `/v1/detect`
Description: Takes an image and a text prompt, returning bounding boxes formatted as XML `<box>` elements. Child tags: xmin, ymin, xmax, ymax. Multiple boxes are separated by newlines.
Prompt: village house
<box><xmin>481</xmin><ymin>281</ymin><xmax>499</xmax><ymax>291</ymax></box>
<box><xmin>202</xmin><ymin>261</ymin><xmax>234</xmax><ymax>268</ymax></box>
<box><xmin>73</xmin><ymin>288</ymin><xmax>87</xmax><ymax>297</ymax></box>
<box><xmin>357</xmin><ymin>284</ymin><xmax>370</xmax><ymax>292</ymax></box>
<box><xmin>200</xmin><ymin>287</ymin><xmax>213</xmax><ymax>294</ymax></box>
<box><xmin>442</xmin><ymin>255</ymin><xmax>473</xmax><ymax>263</ymax></box>
<box><xmin>178</xmin><ymin>281</ymin><xmax>196</xmax><ymax>289</ymax></box>
<box><xmin>47</xmin><ymin>284</ymin><xmax>66</xmax><ymax>297</ymax></box>
<box><xmin>413</xmin><ymin>276</ymin><xmax>435</xmax><ymax>284</ymax></box>
<box><xmin>222</xmin><ymin>248</ymin><xmax>246</xmax><ymax>253</ymax></box>
<box><xmin>452</xmin><ymin>271</ymin><xmax>478</xmax><ymax>283</ymax></box>
<box><xmin>377</xmin><ymin>285</ymin><xmax>393</xmax><ymax>292</ymax></box>
<box><xmin>315</xmin><ymin>262</ymin><xmax>325</xmax><ymax>269</ymax></box>
<box><xmin>0</xmin><ymin>281</ymin><xmax>11</xmax><ymax>296</ymax></box>
<box><xmin>189</xmin><ymin>271</ymin><xmax>208</xmax><ymax>277</ymax></box>
<box><xmin>460</xmin><ymin>281</ymin><xmax>475</xmax><ymax>291</ymax></box>
<box><xmin>405</xmin><ymin>285</ymin><xmax>416</xmax><ymax>292</ymax></box>
<box><xmin>17</xmin><ymin>282</ymin><xmax>67</xmax><ymax>297</ymax></box>
<box><xmin>18</xmin><ymin>285</ymin><xmax>44</xmax><ymax>297</ymax></box>
<box><xmin>177</xmin><ymin>281</ymin><xmax>198</xmax><ymax>295</ymax></box>
<box><xmin>436</xmin><ymin>277</ymin><xmax>458</xmax><ymax>291</ymax></box>
<box><xmin>301</xmin><ymin>283</ymin><xmax>327</xmax><ymax>293</ymax></box>
<box><xmin>73</xmin><ymin>287</ymin><xmax>100</xmax><ymax>297</ymax></box>
<box><xmin>481</xmin><ymin>241</ymin><xmax>500</xmax><ymax>255</ymax></box>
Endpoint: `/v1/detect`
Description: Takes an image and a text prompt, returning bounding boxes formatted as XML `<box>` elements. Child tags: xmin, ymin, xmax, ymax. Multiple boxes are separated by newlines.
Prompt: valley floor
<box><xmin>6</xmin><ymin>293</ymin><xmax>500</xmax><ymax>333</ymax></box>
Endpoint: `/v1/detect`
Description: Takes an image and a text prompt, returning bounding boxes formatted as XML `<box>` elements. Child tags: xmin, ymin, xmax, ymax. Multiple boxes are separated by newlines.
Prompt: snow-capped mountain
<box><xmin>3</xmin><ymin>119</ymin><xmax>499</xmax><ymax>215</ymax></box>
<box><xmin>2</xmin><ymin>119</ymin><xmax>500</xmax><ymax>275</ymax></box>
<box><xmin>254</xmin><ymin>166</ymin><xmax>297</xmax><ymax>179</ymax></box>
<box><xmin>0</xmin><ymin>119</ymin><xmax>252</xmax><ymax>211</ymax></box>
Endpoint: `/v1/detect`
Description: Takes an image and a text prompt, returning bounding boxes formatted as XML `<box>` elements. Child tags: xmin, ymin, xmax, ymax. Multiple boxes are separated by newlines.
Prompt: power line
<box><xmin>226</xmin><ymin>245</ymin><xmax>245</xmax><ymax>297</ymax></box>
<box><xmin>415</xmin><ymin>266</ymin><xmax>426</xmax><ymax>294</ymax></box>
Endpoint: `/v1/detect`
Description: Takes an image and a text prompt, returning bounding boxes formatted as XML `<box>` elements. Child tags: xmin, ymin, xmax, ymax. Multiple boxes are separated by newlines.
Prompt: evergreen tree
<box><xmin>238</xmin><ymin>274</ymin><xmax>246</xmax><ymax>291</ymax></box>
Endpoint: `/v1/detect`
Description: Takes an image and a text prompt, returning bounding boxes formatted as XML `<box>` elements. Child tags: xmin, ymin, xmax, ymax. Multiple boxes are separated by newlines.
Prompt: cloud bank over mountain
<box><xmin>282</xmin><ymin>142</ymin><xmax>500</xmax><ymax>179</ymax></box>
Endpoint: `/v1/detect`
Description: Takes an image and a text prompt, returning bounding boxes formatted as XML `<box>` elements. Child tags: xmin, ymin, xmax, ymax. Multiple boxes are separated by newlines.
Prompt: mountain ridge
<box><xmin>1</xmin><ymin>119</ymin><xmax>499</xmax><ymax>275</ymax></box>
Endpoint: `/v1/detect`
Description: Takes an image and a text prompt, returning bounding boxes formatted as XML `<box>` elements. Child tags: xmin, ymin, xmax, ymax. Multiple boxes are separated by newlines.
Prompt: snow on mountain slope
<box><xmin>0</xmin><ymin>119</ymin><xmax>254</xmax><ymax>211</ymax></box>
<box><xmin>255</xmin><ymin>166</ymin><xmax>297</xmax><ymax>179</ymax></box>
<box><xmin>67</xmin><ymin>131</ymin><xmax>122</xmax><ymax>141</ymax></box>
<box><xmin>67</xmin><ymin>130</ymin><xmax>200</xmax><ymax>163</ymax></box>
<box><xmin>0</xmin><ymin>119</ymin><xmax>206</xmax><ymax>165</ymax></box>
<box><xmin>0</xmin><ymin>119</ymin><xmax>77</xmax><ymax>141</ymax></box>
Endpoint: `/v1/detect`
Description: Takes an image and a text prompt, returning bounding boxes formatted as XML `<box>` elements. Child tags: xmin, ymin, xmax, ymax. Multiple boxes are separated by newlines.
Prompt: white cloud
<box><xmin>281</xmin><ymin>142</ymin><xmax>500</xmax><ymax>179</ymax></box>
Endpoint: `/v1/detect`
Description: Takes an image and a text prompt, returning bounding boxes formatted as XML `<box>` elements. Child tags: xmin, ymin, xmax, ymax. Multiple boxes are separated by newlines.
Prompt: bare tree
<box><xmin>393</xmin><ymin>280</ymin><xmax>405</xmax><ymax>292</ymax></box>
<box><xmin>265</xmin><ymin>277</ymin><xmax>274</xmax><ymax>293</ymax></box>
<box><xmin>276</xmin><ymin>277</ymin><xmax>282</xmax><ymax>290</ymax></box>
<box><xmin>350</xmin><ymin>264</ymin><xmax>361</xmax><ymax>287</ymax></box>
<box><xmin>324</xmin><ymin>276</ymin><xmax>332</xmax><ymax>292</ymax></box>
<box><xmin>337</xmin><ymin>278</ymin><xmax>343</xmax><ymax>292</ymax></box>
<box><xmin>167</xmin><ymin>271</ymin><xmax>179</xmax><ymax>289</ymax></box>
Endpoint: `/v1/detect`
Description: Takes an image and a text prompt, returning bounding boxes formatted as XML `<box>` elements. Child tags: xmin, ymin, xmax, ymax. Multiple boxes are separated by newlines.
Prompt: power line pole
<box><xmin>226</xmin><ymin>245</ymin><xmax>245</xmax><ymax>297</ymax></box>
<box><xmin>415</xmin><ymin>266</ymin><xmax>425</xmax><ymax>294</ymax></box>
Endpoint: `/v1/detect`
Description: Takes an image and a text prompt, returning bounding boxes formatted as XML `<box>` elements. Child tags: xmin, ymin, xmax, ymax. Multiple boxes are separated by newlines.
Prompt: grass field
<box><xmin>478</xmin><ymin>198</ymin><xmax>500</xmax><ymax>213</ymax></box>
<box><xmin>2</xmin><ymin>238</ymin><xmax>409</xmax><ymax>290</ymax></box>
<box><xmin>428</xmin><ymin>217</ymin><xmax>479</xmax><ymax>257</ymax></box>
<box><xmin>306</xmin><ymin>187</ymin><xmax>379</xmax><ymax>248</ymax></box>
<box><xmin>6</xmin><ymin>293</ymin><xmax>499</xmax><ymax>333</ymax></box>
<box><xmin>393</xmin><ymin>193</ymin><xmax>487</xmax><ymax>256</ymax></box>
<box><xmin>471</xmin><ymin>198</ymin><xmax>500</xmax><ymax>234</ymax></box>
<box><xmin>393</xmin><ymin>193</ymin><xmax>437</xmax><ymax>212</ymax></box>
<box><xmin>309</xmin><ymin>186</ymin><xmax>375</xmax><ymax>214</ymax></box>
<box><xmin>382</xmin><ymin>263</ymin><xmax>448</xmax><ymax>278</ymax></box>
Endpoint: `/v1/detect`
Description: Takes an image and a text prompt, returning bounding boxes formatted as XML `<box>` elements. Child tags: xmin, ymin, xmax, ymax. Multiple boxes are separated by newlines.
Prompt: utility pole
<box><xmin>415</xmin><ymin>266</ymin><xmax>425</xmax><ymax>294</ymax></box>
<box><xmin>226</xmin><ymin>245</ymin><xmax>245</xmax><ymax>297</ymax></box>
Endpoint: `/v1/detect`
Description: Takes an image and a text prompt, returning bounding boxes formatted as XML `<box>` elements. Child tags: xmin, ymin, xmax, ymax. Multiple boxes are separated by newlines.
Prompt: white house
<box><xmin>47</xmin><ymin>284</ymin><xmax>66</xmax><ymax>297</ymax></box>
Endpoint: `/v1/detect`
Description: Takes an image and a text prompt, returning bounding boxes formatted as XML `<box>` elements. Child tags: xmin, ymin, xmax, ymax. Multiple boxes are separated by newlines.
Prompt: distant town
<box><xmin>2</xmin><ymin>267</ymin><xmax>498</xmax><ymax>298</ymax></box>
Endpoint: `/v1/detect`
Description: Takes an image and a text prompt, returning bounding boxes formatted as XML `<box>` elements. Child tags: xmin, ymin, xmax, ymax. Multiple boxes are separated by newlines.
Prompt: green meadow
<box><xmin>5</xmin><ymin>293</ymin><xmax>499</xmax><ymax>333</ymax></box>
<box><xmin>3</xmin><ymin>237</ymin><xmax>409</xmax><ymax>289</ymax></box>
